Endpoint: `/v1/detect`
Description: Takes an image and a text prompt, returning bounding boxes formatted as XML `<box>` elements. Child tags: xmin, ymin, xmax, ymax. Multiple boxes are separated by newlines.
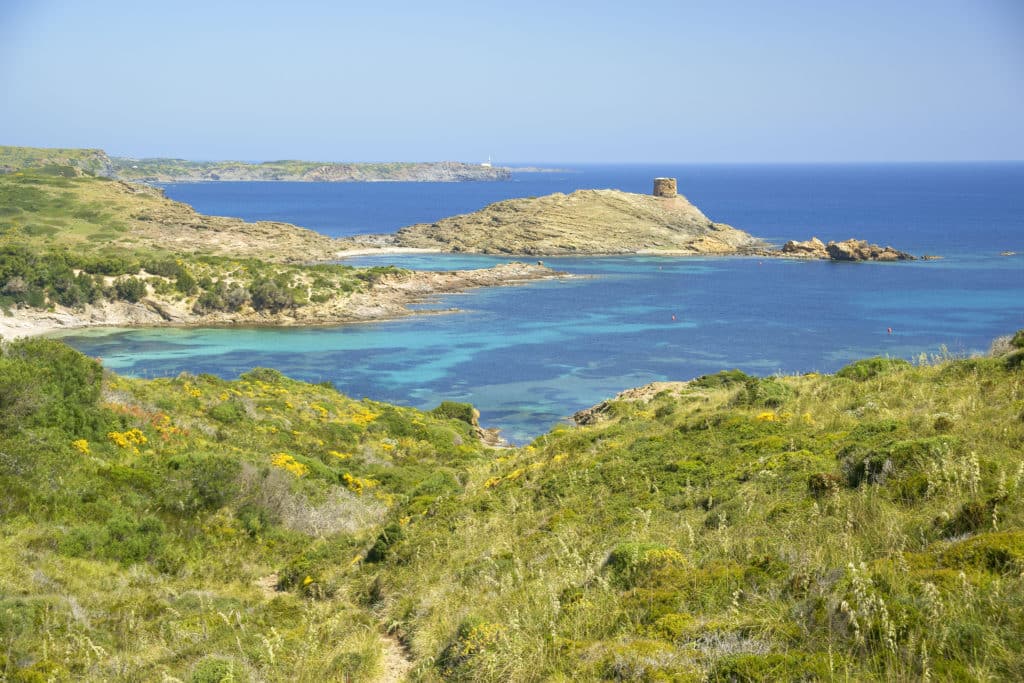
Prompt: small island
<box><xmin>344</xmin><ymin>177</ymin><xmax>917</xmax><ymax>260</ymax></box>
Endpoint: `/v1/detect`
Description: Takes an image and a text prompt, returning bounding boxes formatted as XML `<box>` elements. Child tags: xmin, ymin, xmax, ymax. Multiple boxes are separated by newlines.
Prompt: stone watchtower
<box><xmin>653</xmin><ymin>177</ymin><xmax>677</xmax><ymax>198</ymax></box>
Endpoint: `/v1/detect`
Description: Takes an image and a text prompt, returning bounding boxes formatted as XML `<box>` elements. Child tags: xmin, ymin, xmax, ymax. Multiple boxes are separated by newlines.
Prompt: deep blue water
<box><xmin>59</xmin><ymin>165</ymin><xmax>1024</xmax><ymax>443</ymax></box>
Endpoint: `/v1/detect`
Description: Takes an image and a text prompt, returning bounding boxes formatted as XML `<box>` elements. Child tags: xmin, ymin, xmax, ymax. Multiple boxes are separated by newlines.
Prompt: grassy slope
<box><xmin>363</xmin><ymin>349</ymin><xmax>1024</xmax><ymax>681</ymax></box>
<box><xmin>2</xmin><ymin>338</ymin><xmax>1022</xmax><ymax>681</ymax></box>
<box><xmin>0</xmin><ymin>338</ymin><xmax>488</xmax><ymax>681</ymax></box>
<box><xmin>0</xmin><ymin>167</ymin><xmax>341</xmax><ymax>262</ymax></box>
<box><xmin>0</xmin><ymin>146</ymin><xmax>113</xmax><ymax>177</ymax></box>
<box><xmin>0</xmin><ymin>167</ymin><xmax>413</xmax><ymax>321</ymax></box>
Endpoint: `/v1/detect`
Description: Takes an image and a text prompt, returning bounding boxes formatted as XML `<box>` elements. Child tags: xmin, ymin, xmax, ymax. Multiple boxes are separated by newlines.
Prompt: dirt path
<box><xmin>377</xmin><ymin>630</ymin><xmax>414</xmax><ymax>683</ymax></box>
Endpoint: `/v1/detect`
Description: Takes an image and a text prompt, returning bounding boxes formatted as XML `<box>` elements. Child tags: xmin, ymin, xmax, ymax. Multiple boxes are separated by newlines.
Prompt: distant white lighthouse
<box><xmin>481</xmin><ymin>155</ymin><xmax>492</xmax><ymax>168</ymax></box>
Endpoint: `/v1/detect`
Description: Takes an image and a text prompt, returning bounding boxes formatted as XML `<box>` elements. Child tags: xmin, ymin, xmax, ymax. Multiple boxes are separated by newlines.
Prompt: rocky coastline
<box><xmin>0</xmin><ymin>263</ymin><xmax>562</xmax><ymax>340</ymax></box>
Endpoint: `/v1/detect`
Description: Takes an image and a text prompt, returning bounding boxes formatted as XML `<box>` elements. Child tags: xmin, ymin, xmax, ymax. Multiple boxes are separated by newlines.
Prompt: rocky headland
<box><xmin>345</xmin><ymin>188</ymin><xmax>768</xmax><ymax>256</ymax></box>
<box><xmin>342</xmin><ymin>182</ymin><xmax>919</xmax><ymax>261</ymax></box>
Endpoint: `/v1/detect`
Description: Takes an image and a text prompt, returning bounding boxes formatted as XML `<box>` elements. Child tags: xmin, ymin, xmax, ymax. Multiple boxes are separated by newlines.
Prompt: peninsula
<box><xmin>344</xmin><ymin>177</ymin><xmax>917</xmax><ymax>260</ymax></box>
<box><xmin>0</xmin><ymin>145</ymin><xmax>512</xmax><ymax>183</ymax></box>
<box><xmin>0</xmin><ymin>164</ymin><xmax>557</xmax><ymax>339</ymax></box>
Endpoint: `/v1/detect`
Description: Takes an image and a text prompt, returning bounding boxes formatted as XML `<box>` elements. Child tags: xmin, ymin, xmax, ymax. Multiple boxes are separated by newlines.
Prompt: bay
<box><xmin>58</xmin><ymin>164</ymin><xmax>1024</xmax><ymax>443</ymax></box>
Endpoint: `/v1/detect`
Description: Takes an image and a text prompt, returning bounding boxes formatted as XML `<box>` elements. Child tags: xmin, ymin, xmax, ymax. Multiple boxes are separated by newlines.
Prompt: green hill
<box><xmin>1</xmin><ymin>334</ymin><xmax>1022</xmax><ymax>681</ymax></box>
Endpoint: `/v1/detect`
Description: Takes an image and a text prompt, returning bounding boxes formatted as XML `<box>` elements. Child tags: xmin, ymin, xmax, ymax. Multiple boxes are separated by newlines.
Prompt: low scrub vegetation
<box><xmin>1</xmin><ymin>335</ymin><xmax>1021</xmax><ymax>680</ymax></box>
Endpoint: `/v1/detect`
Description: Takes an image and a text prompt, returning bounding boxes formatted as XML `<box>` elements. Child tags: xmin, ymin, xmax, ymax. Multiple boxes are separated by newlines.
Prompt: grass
<box><xmin>1</xmin><ymin>337</ymin><xmax>1021</xmax><ymax>680</ymax></box>
<box><xmin>0</xmin><ymin>146</ymin><xmax>112</xmax><ymax>177</ymax></box>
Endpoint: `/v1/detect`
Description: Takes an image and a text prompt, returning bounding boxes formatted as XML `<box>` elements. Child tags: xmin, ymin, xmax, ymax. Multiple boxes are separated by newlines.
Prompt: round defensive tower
<box><xmin>653</xmin><ymin>177</ymin><xmax>677</xmax><ymax>198</ymax></box>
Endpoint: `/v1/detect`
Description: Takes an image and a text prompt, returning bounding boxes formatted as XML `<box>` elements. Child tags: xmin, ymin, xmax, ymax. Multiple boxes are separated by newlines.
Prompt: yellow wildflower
<box><xmin>342</xmin><ymin>472</ymin><xmax>378</xmax><ymax>494</ymax></box>
<box><xmin>271</xmin><ymin>452</ymin><xmax>308</xmax><ymax>477</ymax></box>
<box><xmin>71</xmin><ymin>439</ymin><xmax>90</xmax><ymax>455</ymax></box>
<box><xmin>107</xmin><ymin>429</ymin><xmax>148</xmax><ymax>449</ymax></box>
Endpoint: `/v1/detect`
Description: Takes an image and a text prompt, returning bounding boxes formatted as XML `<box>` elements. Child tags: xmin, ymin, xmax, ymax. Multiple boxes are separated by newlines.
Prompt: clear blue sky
<box><xmin>1</xmin><ymin>0</ymin><xmax>1021</xmax><ymax>163</ymax></box>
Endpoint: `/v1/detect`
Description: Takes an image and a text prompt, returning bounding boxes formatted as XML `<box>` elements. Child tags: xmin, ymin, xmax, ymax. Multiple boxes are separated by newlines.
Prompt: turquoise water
<box><xmin>58</xmin><ymin>165</ymin><xmax>1024</xmax><ymax>443</ymax></box>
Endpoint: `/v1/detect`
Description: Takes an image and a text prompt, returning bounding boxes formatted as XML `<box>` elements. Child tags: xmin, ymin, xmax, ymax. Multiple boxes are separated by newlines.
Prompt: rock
<box><xmin>779</xmin><ymin>237</ymin><xmax>915</xmax><ymax>261</ymax></box>
<box><xmin>781</xmin><ymin>237</ymin><xmax>828</xmax><ymax>258</ymax></box>
<box><xmin>825</xmin><ymin>239</ymin><xmax>915</xmax><ymax>262</ymax></box>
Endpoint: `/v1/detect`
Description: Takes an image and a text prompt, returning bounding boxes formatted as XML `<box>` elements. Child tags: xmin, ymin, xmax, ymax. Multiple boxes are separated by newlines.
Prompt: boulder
<box><xmin>825</xmin><ymin>239</ymin><xmax>914</xmax><ymax>262</ymax></box>
<box><xmin>781</xmin><ymin>237</ymin><xmax>828</xmax><ymax>258</ymax></box>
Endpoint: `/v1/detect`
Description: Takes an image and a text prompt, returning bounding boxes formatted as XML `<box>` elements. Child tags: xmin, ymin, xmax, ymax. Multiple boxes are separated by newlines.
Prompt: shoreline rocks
<box><xmin>781</xmin><ymin>237</ymin><xmax>915</xmax><ymax>261</ymax></box>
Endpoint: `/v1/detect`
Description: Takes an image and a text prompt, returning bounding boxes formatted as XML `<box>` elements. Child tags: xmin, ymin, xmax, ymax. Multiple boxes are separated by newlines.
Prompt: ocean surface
<box><xmin>58</xmin><ymin>164</ymin><xmax>1024</xmax><ymax>443</ymax></box>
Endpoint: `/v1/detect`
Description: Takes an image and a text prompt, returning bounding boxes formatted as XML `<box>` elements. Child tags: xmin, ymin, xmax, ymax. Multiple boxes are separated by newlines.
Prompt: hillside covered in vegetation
<box><xmin>0</xmin><ymin>165</ymin><xmax>555</xmax><ymax>338</ymax></box>
<box><xmin>2</xmin><ymin>334</ymin><xmax>1021</xmax><ymax>681</ymax></box>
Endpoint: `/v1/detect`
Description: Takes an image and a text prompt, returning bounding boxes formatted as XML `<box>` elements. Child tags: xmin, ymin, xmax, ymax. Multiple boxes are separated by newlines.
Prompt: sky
<box><xmin>1</xmin><ymin>0</ymin><xmax>1022</xmax><ymax>163</ymax></box>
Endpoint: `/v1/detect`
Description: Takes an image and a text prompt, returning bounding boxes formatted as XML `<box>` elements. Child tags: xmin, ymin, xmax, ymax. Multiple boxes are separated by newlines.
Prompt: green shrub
<box><xmin>942</xmin><ymin>531</ymin><xmax>1024</xmax><ymax>574</ymax></box>
<box><xmin>708</xmin><ymin>652</ymin><xmax>833</xmax><ymax>682</ymax></box>
<box><xmin>114</xmin><ymin>276</ymin><xmax>147</xmax><ymax>302</ymax></box>
<box><xmin>807</xmin><ymin>472</ymin><xmax>842</xmax><ymax>498</ymax></box>
<box><xmin>366</xmin><ymin>522</ymin><xmax>405</xmax><ymax>563</ymax></box>
<box><xmin>690</xmin><ymin>369</ymin><xmax>752</xmax><ymax>389</ymax></box>
<box><xmin>175</xmin><ymin>268</ymin><xmax>198</xmax><ymax>295</ymax></box>
<box><xmin>737</xmin><ymin>378</ymin><xmax>794</xmax><ymax>408</ymax></box>
<box><xmin>430</xmin><ymin>401</ymin><xmax>477</xmax><ymax>425</ymax></box>
<box><xmin>0</xmin><ymin>338</ymin><xmax>106</xmax><ymax>435</ymax></box>
<box><xmin>108</xmin><ymin>513</ymin><xmax>165</xmax><ymax>564</ymax></box>
<box><xmin>605</xmin><ymin>542</ymin><xmax>689</xmax><ymax>588</ymax></box>
<box><xmin>191</xmin><ymin>656</ymin><xmax>248</xmax><ymax>683</ymax></box>
<box><xmin>836</xmin><ymin>356</ymin><xmax>911</xmax><ymax>381</ymax></box>
<box><xmin>208</xmin><ymin>399</ymin><xmax>247</xmax><ymax>424</ymax></box>
<box><xmin>941</xmin><ymin>496</ymin><xmax>1004</xmax><ymax>537</ymax></box>
<box><xmin>164</xmin><ymin>454</ymin><xmax>242</xmax><ymax>513</ymax></box>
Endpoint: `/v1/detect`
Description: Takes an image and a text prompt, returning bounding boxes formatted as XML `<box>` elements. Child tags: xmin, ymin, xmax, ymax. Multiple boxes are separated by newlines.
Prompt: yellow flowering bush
<box><xmin>271</xmin><ymin>452</ymin><xmax>308</xmax><ymax>477</ymax></box>
<box><xmin>71</xmin><ymin>439</ymin><xmax>90</xmax><ymax>455</ymax></box>
<box><xmin>342</xmin><ymin>472</ymin><xmax>378</xmax><ymax>494</ymax></box>
<box><xmin>458</xmin><ymin>621</ymin><xmax>505</xmax><ymax>657</ymax></box>
<box><xmin>108</xmin><ymin>429</ymin><xmax>148</xmax><ymax>449</ymax></box>
<box><xmin>348</xmin><ymin>405</ymin><xmax>379</xmax><ymax>426</ymax></box>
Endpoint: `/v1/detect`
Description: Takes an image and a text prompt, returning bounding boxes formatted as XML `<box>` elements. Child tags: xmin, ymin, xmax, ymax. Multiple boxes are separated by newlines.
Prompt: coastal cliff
<box><xmin>350</xmin><ymin>188</ymin><xmax>767</xmax><ymax>255</ymax></box>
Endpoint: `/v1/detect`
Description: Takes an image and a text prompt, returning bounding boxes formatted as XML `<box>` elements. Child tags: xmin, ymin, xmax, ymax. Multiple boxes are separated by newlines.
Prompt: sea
<box><xmin>56</xmin><ymin>164</ymin><xmax>1024</xmax><ymax>443</ymax></box>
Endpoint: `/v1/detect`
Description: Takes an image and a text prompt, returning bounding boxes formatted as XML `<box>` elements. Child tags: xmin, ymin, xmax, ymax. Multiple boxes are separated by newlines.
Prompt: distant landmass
<box><xmin>0</xmin><ymin>145</ymin><xmax>512</xmax><ymax>183</ymax></box>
